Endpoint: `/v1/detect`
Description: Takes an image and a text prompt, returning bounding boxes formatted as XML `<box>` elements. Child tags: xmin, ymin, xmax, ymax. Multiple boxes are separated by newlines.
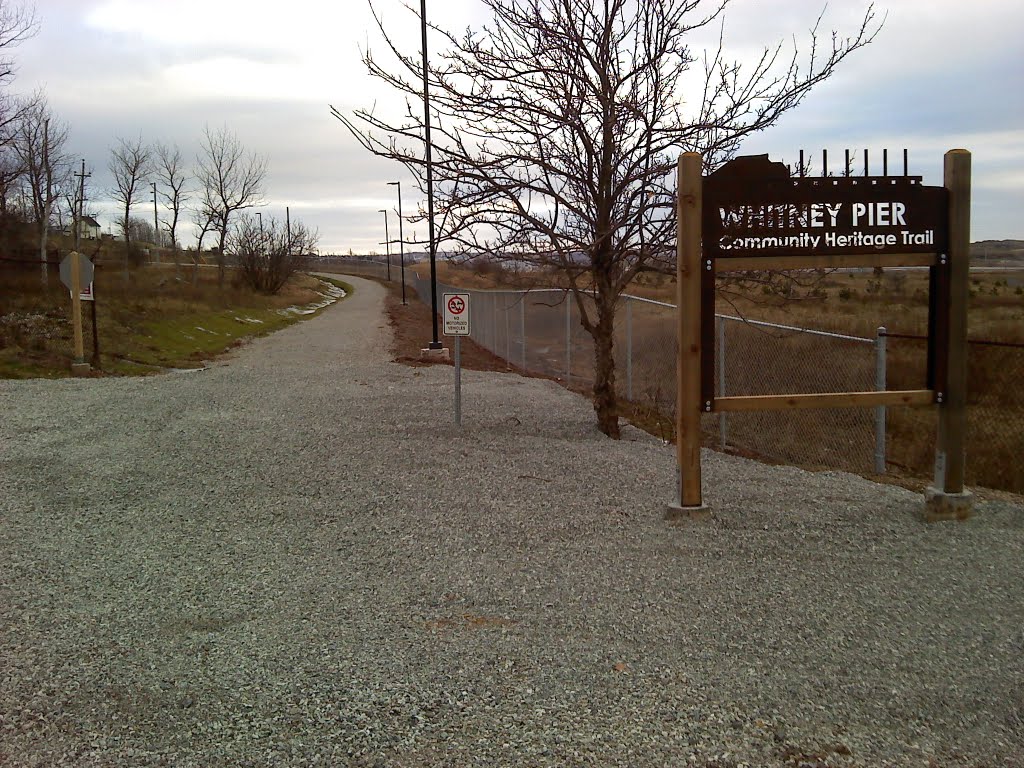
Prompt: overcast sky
<box><xmin>12</xmin><ymin>0</ymin><xmax>1024</xmax><ymax>253</ymax></box>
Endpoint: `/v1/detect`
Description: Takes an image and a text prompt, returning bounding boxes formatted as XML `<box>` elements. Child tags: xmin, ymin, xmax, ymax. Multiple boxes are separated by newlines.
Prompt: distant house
<box><xmin>67</xmin><ymin>215</ymin><xmax>102</xmax><ymax>241</ymax></box>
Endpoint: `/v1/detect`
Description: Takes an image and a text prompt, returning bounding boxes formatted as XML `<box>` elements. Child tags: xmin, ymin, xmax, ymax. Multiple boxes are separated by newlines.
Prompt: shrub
<box><xmin>229</xmin><ymin>214</ymin><xmax>318</xmax><ymax>294</ymax></box>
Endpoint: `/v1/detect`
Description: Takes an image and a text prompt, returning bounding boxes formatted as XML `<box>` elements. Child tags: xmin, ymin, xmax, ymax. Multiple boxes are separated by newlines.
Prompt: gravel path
<box><xmin>2</xmin><ymin>276</ymin><xmax>1022</xmax><ymax>767</ymax></box>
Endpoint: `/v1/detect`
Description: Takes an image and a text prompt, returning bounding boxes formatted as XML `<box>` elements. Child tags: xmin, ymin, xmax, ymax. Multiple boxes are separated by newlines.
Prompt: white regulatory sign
<box><xmin>443</xmin><ymin>293</ymin><xmax>470</xmax><ymax>336</ymax></box>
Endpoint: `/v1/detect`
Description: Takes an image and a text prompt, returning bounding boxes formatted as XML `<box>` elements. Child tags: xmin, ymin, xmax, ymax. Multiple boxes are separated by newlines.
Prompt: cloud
<box><xmin>9</xmin><ymin>0</ymin><xmax>1023</xmax><ymax>251</ymax></box>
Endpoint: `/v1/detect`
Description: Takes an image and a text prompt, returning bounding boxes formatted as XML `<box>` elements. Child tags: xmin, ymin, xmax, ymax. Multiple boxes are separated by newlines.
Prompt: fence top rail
<box><xmin>421</xmin><ymin>277</ymin><xmax>876</xmax><ymax>343</ymax></box>
<box><xmin>623</xmin><ymin>294</ymin><xmax>676</xmax><ymax>309</ymax></box>
<box><xmin>883</xmin><ymin>331</ymin><xmax>1024</xmax><ymax>349</ymax></box>
<box><xmin>715</xmin><ymin>314</ymin><xmax>874</xmax><ymax>343</ymax></box>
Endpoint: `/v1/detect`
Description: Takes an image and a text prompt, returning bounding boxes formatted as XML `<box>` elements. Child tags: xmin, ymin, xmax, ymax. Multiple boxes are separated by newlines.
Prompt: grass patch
<box><xmin>0</xmin><ymin>263</ymin><xmax>348</xmax><ymax>377</ymax></box>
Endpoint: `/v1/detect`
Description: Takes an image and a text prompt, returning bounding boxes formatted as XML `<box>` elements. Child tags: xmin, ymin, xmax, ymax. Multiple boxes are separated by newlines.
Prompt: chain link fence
<box><xmin>881</xmin><ymin>333</ymin><xmax>1024</xmax><ymax>493</ymax></box>
<box><xmin>311</xmin><ymin>256</ymin><xmax>396</xmax><ymax>281</ymax></box>
<box><xmin>1</xmin><ymin>256</ymin><xmax>99</xmax><ymax>372</ymax></box>
<box><xmin>317</xmin><ymin>260</ymin><xmax>1024</xmax><ymax>493</ymax></box>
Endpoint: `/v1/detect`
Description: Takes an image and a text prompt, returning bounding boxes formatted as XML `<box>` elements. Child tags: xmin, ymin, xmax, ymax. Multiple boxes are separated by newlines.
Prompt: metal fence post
<box><xmin>491</xmin><ymin>292</ymin><xmax>499</xmax><ymax>356</ymax></box>
<box><xmin>875</xmin><ymin>325</ymin><xmax>887</xmax><ymax>474</ymax></box>
<box><xmin>505</xmin><ymin>296</ymin><xmax>511</xmax><ymax>363</ymax></box>
<box><xmin>718</xmin><ymin>315</ymin><xmax>727</xmax><ymax>449</ymax></box>
<box><xmin>520</xmin><ymin>294</ymin><xmax>527</xmax><ymax>370</ymax></box>
<box><xmin>626</xmin><ymin>297</ymin><xmax>633</xmax><ymax>401</ymax></box>
<box><xmin>565</xmin><ymin>298</ymin><xmax>572</xmax><ymax>382</ymax></box>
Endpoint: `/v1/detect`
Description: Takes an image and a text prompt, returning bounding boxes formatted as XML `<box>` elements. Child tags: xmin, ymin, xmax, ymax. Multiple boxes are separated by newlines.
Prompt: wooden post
<box><xmin>926</xmin><ymin>149</ymin><xmax>972</xmax><ymax>520</ymax></box>
<box><xmin>666</xmin><ymin>152</ymin><xmax>708</xmax><ymax>520</ymax></box>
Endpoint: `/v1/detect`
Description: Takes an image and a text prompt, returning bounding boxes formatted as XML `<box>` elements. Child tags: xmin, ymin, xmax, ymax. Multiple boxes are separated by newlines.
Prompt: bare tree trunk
<box><xmin>39</xmin><ymin>118</ymin><xmax>51</xmax><ymax>286</ymax></box>
<box><xmin>38</xmin><ymin>198</ymin><xmax>54</xmax><ymax>286</ymax></box>
<box><xmin>39</xmin><ymin>228</ymin><xmax>47</xmax><ymax>285</ymax></box>
<box><xmin>217</xmin><ymin>228</ymin><xmax>227</xmax><ymax>288</ymax></box>
<box><xmin>591</xmin><ymin>287</ymin><xmax>619</xmax><ymax>439</ymax></box>
<box><xmin>195</xmin><ymin>230</ymin><xmax>207</xmax><ymax>286</ymax></box>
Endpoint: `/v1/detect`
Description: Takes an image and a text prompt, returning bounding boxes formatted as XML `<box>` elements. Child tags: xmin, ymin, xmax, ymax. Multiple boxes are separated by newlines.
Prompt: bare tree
<box><xmin>189</xmin><ymin>203</ymin><xmax>216</xmax><ymax>284</ymax></box>
<box><xmin>336</xmin><ymin>0</ymin><xmax>881</xmax><ymax>437</ymax></box>
<box><xmin>228</xmin><ymin>213</ymin><xmax>316</xmax><ymax>294</ymax></box>
<box><xmin>155</xmin><ymin>141</ymin><xmax>189</xmax><ymax>270</ymax></box>
<box><xmin>0</xmin><ymin>140</ymin><xmax>22</xmax><ymax>213</ymax></box>
<box><xmin>192</xmin><ymin>203</ymin><xmax>214</xmax><ymax>253</ymax></box>
<box><xmin>108</xmin><ymin>134</ymin><xmax>153</xmax><ymax>263</ymax></box>
<box><xmin>0</xmin><ymin>0</ymin><xmax>37</xmax><ymax>134</ymax></box>
<box><xmin>196</xmin><ymin>124</ymin><xmax>266</xmax><ymax>285</ymax></box>
<box><xmin>125</xmin><ymin>215</ymin><xmax>159</xmax><ymax>245</ymax></box>
<box><xmin>12</xmin><ymin>94</ymin><xmax>72</xmax><ymax>281</ymax></box>
<box><xmin>0</xmin><ymin>0</ymin><xmax>38</xmax><ymax>251</ymax></box>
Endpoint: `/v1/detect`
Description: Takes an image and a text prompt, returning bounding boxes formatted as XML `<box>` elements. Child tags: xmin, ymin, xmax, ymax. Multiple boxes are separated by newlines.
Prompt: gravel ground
<box><xmin>1</xmin><ymin>276</ymin><xmax>1022</xmax><ymax>768</ymax></box>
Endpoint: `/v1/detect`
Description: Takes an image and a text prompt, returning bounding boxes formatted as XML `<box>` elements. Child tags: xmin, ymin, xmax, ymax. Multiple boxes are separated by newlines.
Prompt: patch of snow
<box><xmin>278</xmin><ymin>281</ymin><xmax>347</xmax><ymax>316</ymax></box>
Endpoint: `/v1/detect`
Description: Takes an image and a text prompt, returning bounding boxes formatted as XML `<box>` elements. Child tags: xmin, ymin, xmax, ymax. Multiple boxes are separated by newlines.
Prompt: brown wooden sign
<box><xmin>703</xmin><ymin>155</ymin><xmax>948</xmax><ymax>260</ymax></box>
<box><xmin>669</xmin><ymin>150</ymin><xmax>971</xmax><ymax>519</ymax></box>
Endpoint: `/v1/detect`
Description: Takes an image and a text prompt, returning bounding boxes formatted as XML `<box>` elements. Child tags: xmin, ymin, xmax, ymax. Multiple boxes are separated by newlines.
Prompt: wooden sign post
<box><xmin>668</xmin><ymin>149</ymin><xmax>972</xmax><ymax>522</ymax></box>
<box><xmin>666</xmin><ymin>153</ymin><xmax>708</xmax><ymax>520</ymax></box>
<box><xmin>926</xmin><ymin>150</ymin><xmax>972</xmax><ymax>520</ymax></box>
<box><xmin>59</xmin><ymin>251</ymin><xmax>93</xmax><ymax>376</ymax></box>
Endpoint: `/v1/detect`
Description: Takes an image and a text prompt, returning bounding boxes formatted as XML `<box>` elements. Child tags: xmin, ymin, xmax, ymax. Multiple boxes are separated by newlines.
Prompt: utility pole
<box><xmin>73</xmin><ymin>159</ymin><xmax>97</xmax><ymax>368</ymax></box>
<box><xmin>151</xmin><ymin>181</ymin><xmax>159</xmax><ymax>264</ymax></box>
<box><xmin>73</xmin><ymin>159</ymin><xmax>90</xmax><ymax>252</ymax></box>
<box><xmin>286</xmin><ymin>206</ymin><xmax>291</xmax><ymax>257</ymax></box>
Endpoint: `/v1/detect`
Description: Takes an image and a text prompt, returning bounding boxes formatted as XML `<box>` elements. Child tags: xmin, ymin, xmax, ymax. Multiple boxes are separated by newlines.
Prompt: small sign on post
<box><xmin>443</xmin><ymin>293</ymin><xmax>471</xmax><ymax>426</ymax></box>
<box><xmin>443</xmin><ymin>293</ymin><xmax>470</xmax><ymax>336</ymax></box>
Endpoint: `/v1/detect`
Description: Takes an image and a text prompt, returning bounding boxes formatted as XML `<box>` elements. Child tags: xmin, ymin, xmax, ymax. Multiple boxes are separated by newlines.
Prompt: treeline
<box><xmin>0</xmin><ymin>1</ymin><xmax>316</xmax><ymax>293</ymax></box>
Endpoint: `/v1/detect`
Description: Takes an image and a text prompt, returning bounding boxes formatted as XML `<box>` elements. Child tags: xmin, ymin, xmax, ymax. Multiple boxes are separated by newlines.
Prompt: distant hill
<box><xmin>971</xmin><ymin>239</ymin><xmax>1024</xmax><ymax>263</ymax></box>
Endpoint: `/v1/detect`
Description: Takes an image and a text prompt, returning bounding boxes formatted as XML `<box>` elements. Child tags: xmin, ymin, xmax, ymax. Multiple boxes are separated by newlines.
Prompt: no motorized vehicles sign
<box><xmin>443</xmin><ymin>293</ymin><xmax>470</xmax><ymax>336</ymax></box>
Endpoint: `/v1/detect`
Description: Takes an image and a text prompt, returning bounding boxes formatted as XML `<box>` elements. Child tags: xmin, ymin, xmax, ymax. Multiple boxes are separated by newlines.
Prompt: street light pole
<box><xmin>378</xmin><ymin>208</ymin><xmax>392</xmax><ymax>281</ymax></box>
<box><xmin>420</xmin><ymin>0</ymin><xmax>441</xmax><ymax>349</ymax></box>
<box><xmin>388</xmin><ymin>181</ymin><xmax>406</xmax><ymax>305</ymax></box>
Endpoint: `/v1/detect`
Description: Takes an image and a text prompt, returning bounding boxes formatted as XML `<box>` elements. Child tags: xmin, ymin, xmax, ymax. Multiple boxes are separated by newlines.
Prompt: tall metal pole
<box><xmin>420</xmin><ymin>0</ymin><xmax>441</xmax><ymax>348</ymax></box>
<box><xmin>379</xmin><ymin>209</ymin><xmax>392</xmax><ymax>281</ymax></box>
<box><xmin>286</xmin><ymin>206</ymin><xmax>291</xmax><ymax>256</ymax></box>
<box><xmin>389</xmin><ymin>181</ymin><xmax>407</xmax><ymax>305</ymax></box>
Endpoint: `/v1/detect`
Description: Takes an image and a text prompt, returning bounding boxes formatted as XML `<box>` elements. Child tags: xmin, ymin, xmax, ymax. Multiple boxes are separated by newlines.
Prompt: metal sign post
<box><xmin>443</xmin><ymin>293</ymin><xmax>470</xmax><ymax>426</ymax></box>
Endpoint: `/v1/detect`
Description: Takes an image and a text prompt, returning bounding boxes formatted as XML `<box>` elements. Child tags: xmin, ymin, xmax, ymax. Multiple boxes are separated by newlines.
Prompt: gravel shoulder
<box><xmin>2</xmin><ymin>276</ymin><xmax>1022</xmax><ymax>767</ymax></box>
